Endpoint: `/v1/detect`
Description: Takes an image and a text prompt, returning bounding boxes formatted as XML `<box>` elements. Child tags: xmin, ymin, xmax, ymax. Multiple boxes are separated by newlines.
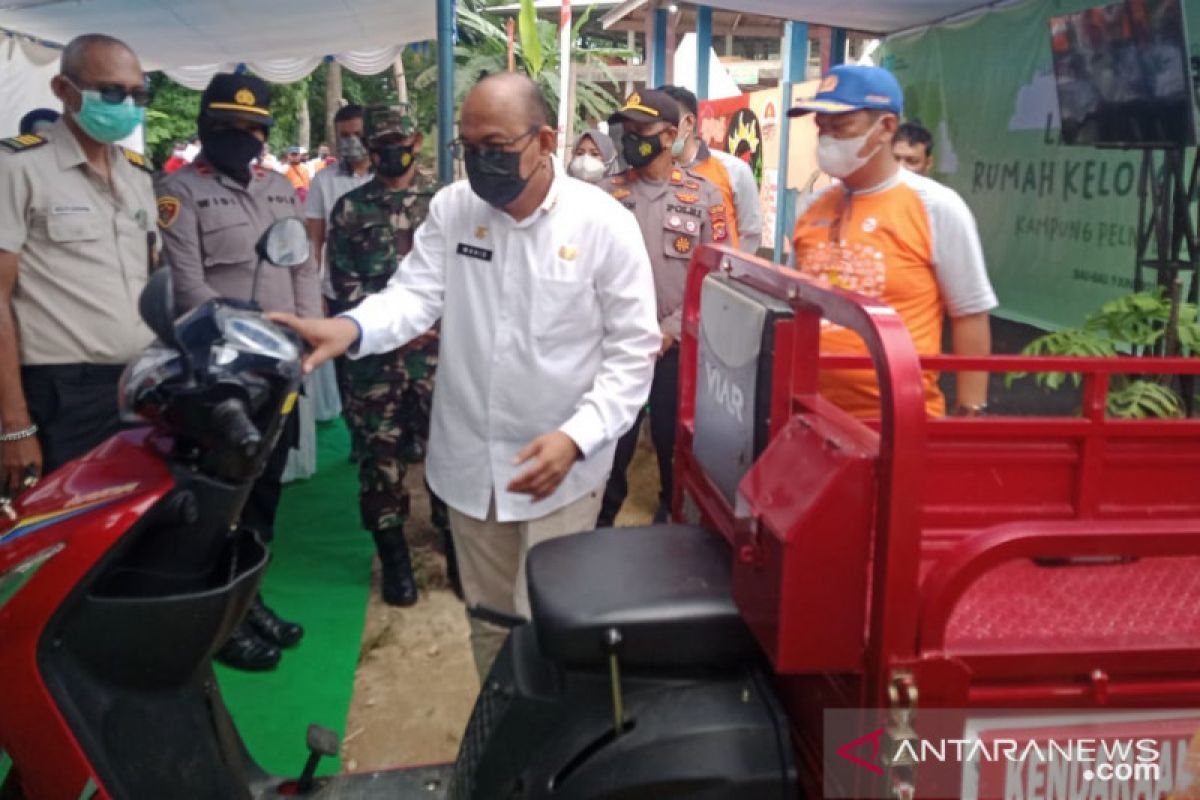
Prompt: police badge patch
<box><xmin>157</xmin><ymin>196</ymin><xmax>181</xmax><ymax>229</ymax></box>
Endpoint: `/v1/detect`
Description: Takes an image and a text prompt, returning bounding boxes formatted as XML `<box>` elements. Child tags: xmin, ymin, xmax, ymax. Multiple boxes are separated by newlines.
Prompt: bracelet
<box><xmin>0</xmin><ymin>424</ymin><xmax>38</xmax><ymax>442</ymax></box>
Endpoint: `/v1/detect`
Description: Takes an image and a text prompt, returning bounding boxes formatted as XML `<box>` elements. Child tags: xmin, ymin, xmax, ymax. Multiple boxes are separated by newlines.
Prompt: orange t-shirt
<box><xmin>286</xmin><ymin>164</ymin><xmax>311</xmax><ymax>192</ymax></box>
<box><xmin>791</xmin><ymin>168</ymin><xmax>995</xmax><ymax>418</ymax></box>
<box><xmin>690</xmin><ymin>146</ymin><xmax>740</xmax><ymax>249</ymax></box>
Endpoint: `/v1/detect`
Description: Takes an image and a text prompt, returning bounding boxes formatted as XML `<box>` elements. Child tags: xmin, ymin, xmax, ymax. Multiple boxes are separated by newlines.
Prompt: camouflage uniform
<box><xmin>328</xmin><ymin>120</ymin><xmax>446</xmax><ymax>537</ymax></box>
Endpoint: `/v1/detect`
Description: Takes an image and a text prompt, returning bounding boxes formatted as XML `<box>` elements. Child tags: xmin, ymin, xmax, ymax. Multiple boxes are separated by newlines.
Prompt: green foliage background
<box><xmin>143</xmin><ymin>1</ymin><xmax>622</xmax><ymax>168</ymax></box>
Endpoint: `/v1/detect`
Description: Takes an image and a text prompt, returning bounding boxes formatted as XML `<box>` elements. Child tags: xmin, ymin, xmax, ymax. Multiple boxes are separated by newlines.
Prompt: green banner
<box><xmin>880</xmin><ymin>0</ymin><xmax>1200</xmax><ymax>330</ymax></box>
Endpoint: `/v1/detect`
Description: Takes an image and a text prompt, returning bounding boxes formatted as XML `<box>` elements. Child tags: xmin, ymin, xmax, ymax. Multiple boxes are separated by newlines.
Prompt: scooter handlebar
<box><xmin>211</xmin><ymin>398</ymin><xmax>262</xmax><ymax>458</ymax></box>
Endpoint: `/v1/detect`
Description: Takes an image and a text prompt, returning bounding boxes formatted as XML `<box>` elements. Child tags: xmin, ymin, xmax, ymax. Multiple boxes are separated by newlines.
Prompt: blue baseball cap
<box><xmin>787</xmin><ymin>64</ymin><xmax>903</xmax><ymax>117</ymax></box>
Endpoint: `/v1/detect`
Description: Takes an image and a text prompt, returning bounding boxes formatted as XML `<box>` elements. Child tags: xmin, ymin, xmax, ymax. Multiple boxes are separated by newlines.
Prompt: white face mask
<box><xmin>817</xmin><ymin>117</ymin><xmax>883</xmax><ymax>179</ymax></box>
<box><xmin>568</xmin><ymin>154</ymin><xmax>607</xmax><ymax>183</ymax></box>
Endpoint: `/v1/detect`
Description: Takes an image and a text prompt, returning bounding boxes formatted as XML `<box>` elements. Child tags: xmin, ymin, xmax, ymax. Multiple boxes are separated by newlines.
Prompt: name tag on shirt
<box><xmin>51</xmin><ymin>204</ymin><xmax>92</xmax><ymax>215</ymax></box>
<box><xmin>456</xmin><ymin>242</ymin><xmax>493</xmax><ymax>262</ymax></box>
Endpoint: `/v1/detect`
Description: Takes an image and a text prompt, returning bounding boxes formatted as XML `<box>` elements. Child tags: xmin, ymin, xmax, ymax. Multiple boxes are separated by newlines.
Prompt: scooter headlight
<box><xmin>213</xmin><ymin>306</ymin><xmax>300</xmax><ymax>362</ymax></box>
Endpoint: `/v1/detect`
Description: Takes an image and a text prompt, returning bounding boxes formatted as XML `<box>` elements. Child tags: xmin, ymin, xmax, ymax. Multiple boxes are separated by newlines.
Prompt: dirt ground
<box><xmin>342</xmin><ymin>423</ymin><xmax>659</xmax><ymax>772</ymax></box>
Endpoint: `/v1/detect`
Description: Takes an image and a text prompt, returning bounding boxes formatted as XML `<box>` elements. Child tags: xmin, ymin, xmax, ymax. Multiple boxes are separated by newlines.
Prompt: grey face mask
<box><xmin>336</xmin><ymin>135</ymin><xmax>368</xmax><ymax>162</ymax></box>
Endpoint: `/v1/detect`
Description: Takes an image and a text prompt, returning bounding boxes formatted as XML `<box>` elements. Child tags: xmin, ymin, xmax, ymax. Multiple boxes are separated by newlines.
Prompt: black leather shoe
<box><xmin>246</xmin><ymin>594</ymin><xmax>304</xmax><ymax>648</ymax></box>
<box><xmin>373</xmin><ymin>528</ymin><xmax>418</xmax><ymax>607</ymax></box>
<box><xmin>216</xmin><ymin>622</ymin><xmax>281</xmax><ymax>671</ymax></box>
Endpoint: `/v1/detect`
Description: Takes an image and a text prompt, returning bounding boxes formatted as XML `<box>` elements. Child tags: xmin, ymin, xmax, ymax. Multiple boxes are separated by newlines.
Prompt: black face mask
<box><xmin>622</xmin><ymin>130</ymin><xmax>664</xmax><ymax>169</ymax></box>
<box><xmin>464</xmin><ymin>135</ymin><xmax>537</xmax><ymax>208</ymax></box>
<box><xmin>374</xmin><ymin>143</ymin><xmax>416</xmax><ymax>178</ymax></box>
<box><xmin>199</xmin><ymin>125</ymin><xmax>262</xmax><ymax>184</ymax></box>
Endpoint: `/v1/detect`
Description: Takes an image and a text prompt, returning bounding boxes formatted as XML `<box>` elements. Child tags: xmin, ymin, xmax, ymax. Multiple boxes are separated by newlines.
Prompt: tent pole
<box><xmin>651</xmin><ymin>6</ymin><xmax>667</xmax><ymax>87</ymax></box>
<box><xmin>695</xmin><ymin>5</ymin><xmax>711</xmax><ymax>101</ymax></box>
<box><xmin>830</xmin><ymin>27</ymin><xmax>847</xmax><ymax>66</ymax></box>
<box><xmin>773</xmin><ymin>20</ymin><xmax>808</xmax><ymax>265</ymax></box>
<box><xmin>436</xmin><ymin>0</ymin><xmax>456</xmax><ymax>185</ymax></box>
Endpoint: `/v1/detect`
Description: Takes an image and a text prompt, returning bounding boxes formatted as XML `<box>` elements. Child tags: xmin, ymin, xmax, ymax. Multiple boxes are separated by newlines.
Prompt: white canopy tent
<box><xmin>672</xmin><ymin>32</ymin><xmax>742</xmax><ymax>100</ymax></box>
<box><xmin>602</xmin><ymin>0</ymin><xmax>1011</xmax><ymax>36</ymax></box>
<box><xmin>0</xmin><ymin>0</ymin><xmax>437</xmax><ymax>87</ymax></box>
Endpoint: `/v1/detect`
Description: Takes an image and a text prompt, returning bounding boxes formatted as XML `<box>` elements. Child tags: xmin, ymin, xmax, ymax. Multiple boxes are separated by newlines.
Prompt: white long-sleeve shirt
<box><xmin>347</xmin><ymin>170</ymin><xmax>660</xmax><ymax>522</ymax></box>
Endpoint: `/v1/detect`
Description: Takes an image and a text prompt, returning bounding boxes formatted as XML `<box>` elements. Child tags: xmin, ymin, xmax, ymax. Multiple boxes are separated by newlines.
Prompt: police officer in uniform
<box><xmin>597</xmin><ymin>89</ymin><xmax>729</xmax><ymax>527</ymax></box>
<box><xmin>327</xmin><ymin>105</ymin><xmax>457</xmax><ymax>606</ymax></box>
<box><xmin>157</xmin><ymin>73</ymin><xmax>322</xmax><ymax>671</ymax></box>
<box><xmin>0</xmin><ymin>34</ymin><xmax>156</xmax><ymax>500</ymax></box>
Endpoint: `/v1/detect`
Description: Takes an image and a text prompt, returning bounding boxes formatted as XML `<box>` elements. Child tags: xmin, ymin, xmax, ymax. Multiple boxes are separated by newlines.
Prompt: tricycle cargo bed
<box><xmin>675</xmin><ymin>246</ymin><xmax>1200</xmax><ymax>711</ymax></box>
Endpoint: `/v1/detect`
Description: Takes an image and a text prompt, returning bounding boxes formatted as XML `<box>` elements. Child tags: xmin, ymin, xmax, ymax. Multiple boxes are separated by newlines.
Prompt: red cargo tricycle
<box><xmin>2</xmin><ymin>240</ymin><xmax>1199</xmax><ymax>799</ymax></box>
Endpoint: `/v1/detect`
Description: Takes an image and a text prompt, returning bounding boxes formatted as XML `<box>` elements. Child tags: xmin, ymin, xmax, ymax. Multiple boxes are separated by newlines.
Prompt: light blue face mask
<box><xmin>670</xmin><ymin>116</ymin><xmax>694</xmax><ymax>159</ymax></box>
<box><xmin>72</xmin><ymin>86</ymin><xmax>145</xmax><ymax>144</ymax></box>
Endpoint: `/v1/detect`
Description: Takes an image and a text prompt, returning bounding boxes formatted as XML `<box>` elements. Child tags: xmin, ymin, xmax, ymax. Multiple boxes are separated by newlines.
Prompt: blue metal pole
<box><xmin>830</xmin><ymin>27</ymin><xmax>847</xmax><ymax>67</ymax></box>
<box><xmin>436</xmin><ymin>0</ymin><xmax>456</xmax><ymax>185</ymax></box>
<box><xmin>695</xmin><ymin>5</ymin><xmax>712</xmax><ymax>101</ymax></box>
<box><xmin>651</xmin><ymin>7</ymin><xmax>668</xmax><ymax>88</ymax></box>
<box><xmin>773</xmin><ymin>20</ymin><xmax>808</xmax><ymax>264</ymax></box>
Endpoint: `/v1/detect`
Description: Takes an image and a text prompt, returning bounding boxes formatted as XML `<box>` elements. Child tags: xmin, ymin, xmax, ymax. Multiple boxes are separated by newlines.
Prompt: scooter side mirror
<box><xmin>139</xmin><ymin>267</ymin><xmax>181</xmax><ymax>348</ymax></box>
<box><xmin>250</xmin><ymin>218</ymin><xmax>311</xmax><ymax>309</ymax></box>
<box><xmin>255</xmin><ymin>217</ymin><xmax>311</xmax><ymax>269</ymax></box>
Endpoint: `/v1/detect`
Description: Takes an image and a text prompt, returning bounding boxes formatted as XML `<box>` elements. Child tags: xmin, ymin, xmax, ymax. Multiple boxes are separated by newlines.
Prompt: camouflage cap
<box><xmin>365</xmin><ymin>104</ymin><xmax>418</xmax><ymax>143</ymax></box>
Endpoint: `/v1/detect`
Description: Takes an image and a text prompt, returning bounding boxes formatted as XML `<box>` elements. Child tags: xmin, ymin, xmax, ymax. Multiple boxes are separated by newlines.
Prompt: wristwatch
<box><xmin>952</xmin><ymin>403</ymin><xmax>988</xmax><ymax>417</ymax></box>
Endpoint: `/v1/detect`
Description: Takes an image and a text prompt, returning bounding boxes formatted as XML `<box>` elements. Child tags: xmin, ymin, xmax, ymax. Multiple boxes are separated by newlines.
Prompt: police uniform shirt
<box><xmin>598</xmin><ymin>166</ymin><xmax>728</xmax><ymax>340</ymax></box>
<box><xmin>0</xmin><ymin>118</ymin><xmax>155</xmax><ymax>365</ymax></box>
<box><xmin>347</xmin><ymin>167</ymin><xmax>661</xmax><ymax>523</ymax></box>
<box><xmin>156</xmin><ymin>160</ymin><xmax>322</xmax><ymax>317</ymax></box>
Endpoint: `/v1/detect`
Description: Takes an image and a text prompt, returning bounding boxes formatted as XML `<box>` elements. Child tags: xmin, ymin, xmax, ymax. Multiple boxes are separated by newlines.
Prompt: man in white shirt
<box><xmin>305</xmin><ymin>104</ymin><xmax>373</xmax><ymax>294</ymax></box>
<box><xmin>271</xmin><ymin>72</ymin><xmax>660</xmax><ymax>677</ymax></box>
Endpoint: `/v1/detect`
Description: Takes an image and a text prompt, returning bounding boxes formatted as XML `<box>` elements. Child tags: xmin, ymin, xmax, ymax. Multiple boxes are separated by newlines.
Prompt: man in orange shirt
<box><xmin>788</xmin><ymin>65</ymin><xmax>996</xmax><ymax>418</ymax></box>
<box><xmin>659</xmin><ymin>85</ymin><xmax>741</xmax><ymax>250</ymax></box>
<box><xmin>284</xmin><ymin>145</ymin><xmax>311</xmax><ymax>201</ymax></box>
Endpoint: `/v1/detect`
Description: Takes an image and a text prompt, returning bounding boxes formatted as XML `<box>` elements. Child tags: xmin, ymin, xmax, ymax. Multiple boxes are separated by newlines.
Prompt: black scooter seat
<box><xmin>526</xmin><ymin>525</ymin><xmax>757</xmax><ymax>669</ymax></box>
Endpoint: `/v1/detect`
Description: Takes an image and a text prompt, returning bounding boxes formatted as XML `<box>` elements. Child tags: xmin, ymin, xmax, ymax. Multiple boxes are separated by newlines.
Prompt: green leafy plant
<box><xmin>415</xmin><ymin>0</ymin><xmax>629</xmax><ymax>132</ymax></box>
<box><xmin>1106</xmin><ymin>380</ymin><xmax>1186</xmax><ymax>419</ymax></box>
<box><xmin>1007</xmin><ymin>286</ymin><xmax>1197</xmax><ymax>418</ymax></box>
<box><xmin>144</xmin><ymin>74</ymin><xmax>201</xmax><ymax>166</ymax></box>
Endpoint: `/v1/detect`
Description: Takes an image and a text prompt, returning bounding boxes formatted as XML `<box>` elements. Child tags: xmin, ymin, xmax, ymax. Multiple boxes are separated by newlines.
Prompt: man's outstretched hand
<box><xmin>266</xmin><ymin>313</ymin><xmax>360</xmax><ymax>374</ymax></box>
<box><xmin>507</xmin><ymin>431</ymin><xmax>581</xmax><ymax>501</ymax></box>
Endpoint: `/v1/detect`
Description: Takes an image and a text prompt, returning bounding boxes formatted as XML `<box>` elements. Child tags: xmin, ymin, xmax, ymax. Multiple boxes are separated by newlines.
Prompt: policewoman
<box><xmin>156</xmin><ymin>72</ymin><xmax>322</xmax><ymax>672</ymax></box>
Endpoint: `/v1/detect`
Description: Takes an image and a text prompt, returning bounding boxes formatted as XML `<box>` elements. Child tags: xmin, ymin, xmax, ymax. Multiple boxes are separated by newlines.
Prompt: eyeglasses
<box><xmin>447</xmin><ymin>127</ymin><xmax>538</xmax><ymax>160</ymax></box>
<box><xmin>66</xmin><ymin>77</ymin><xmax>153</xmax><ymax>107</ymax></box>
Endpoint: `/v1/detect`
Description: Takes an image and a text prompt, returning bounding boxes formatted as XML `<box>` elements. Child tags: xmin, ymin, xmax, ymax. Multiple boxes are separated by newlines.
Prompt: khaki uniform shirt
<box><xmin>156</xmin><ymin>160</ymin><xmax>322</xmax><ymax>317</ymax></box>
<box><xmin>0</xmin><ymin>119</ymin><xmax>156</xmax><ymax>365</ymax></box>
<box><xmin>598</xmin><ymin>166</ymin><xmax>728</xmax><ymax>339</ymax></box>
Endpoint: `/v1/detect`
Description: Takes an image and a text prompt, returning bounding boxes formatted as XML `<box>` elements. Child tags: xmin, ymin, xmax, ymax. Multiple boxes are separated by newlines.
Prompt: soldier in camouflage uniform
<box><xmin>328</xmin><ymin>104</ymin><xmax>456</xmax><ymax>606</ymax></box>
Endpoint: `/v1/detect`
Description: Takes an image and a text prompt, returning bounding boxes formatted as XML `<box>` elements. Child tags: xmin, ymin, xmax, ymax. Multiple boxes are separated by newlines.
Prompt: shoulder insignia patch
<box><xmin>611</xmin><ymin>188</ymin><xmax>632</xmax><ymax>200</ymax></box>
<box><xmin>684</xmin><ymin>179</ymin><xmax>700</xmax><ymax>190</ymax></box>
<box><xmin>122</xmin><ymin>148</ymin><xmax>153</xmax><ymax>173</ymax></box>
<box><xmin>669</xmin><ymin>168</ymin><xmax>684</xmax><ymax>185</ymax></box>
<box><xmin>0</xmin><ymin>134</ymin><xmax>47</xmax><ymax>153</ymax></box>
<box><xmin>709</xmin><ymin>203</ymin><xmax>727</xmax><ymax>219</ymax></box>
<box><xmin>712</xmin><ymin>219</ymin><xmax>728</xmax><ymax>242</ymax></box>
<box><xmin>675</xmin><ymin>191</ymin><xmax>699</xmax><ymax>204</ymax></box>
<box><xmin>157</xmin><ymin>196</ymin><xmax>181</xmax><ymax>229</ymax></box>
<box><xmin>673</xmin><ymin>235</ymin><xmax>693</xmax><ymax>254</ymax></box>
<box><xmin>610</xmin><ymin>175</ymin><xmax>627</xmax><ymax>186</ymax></box>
